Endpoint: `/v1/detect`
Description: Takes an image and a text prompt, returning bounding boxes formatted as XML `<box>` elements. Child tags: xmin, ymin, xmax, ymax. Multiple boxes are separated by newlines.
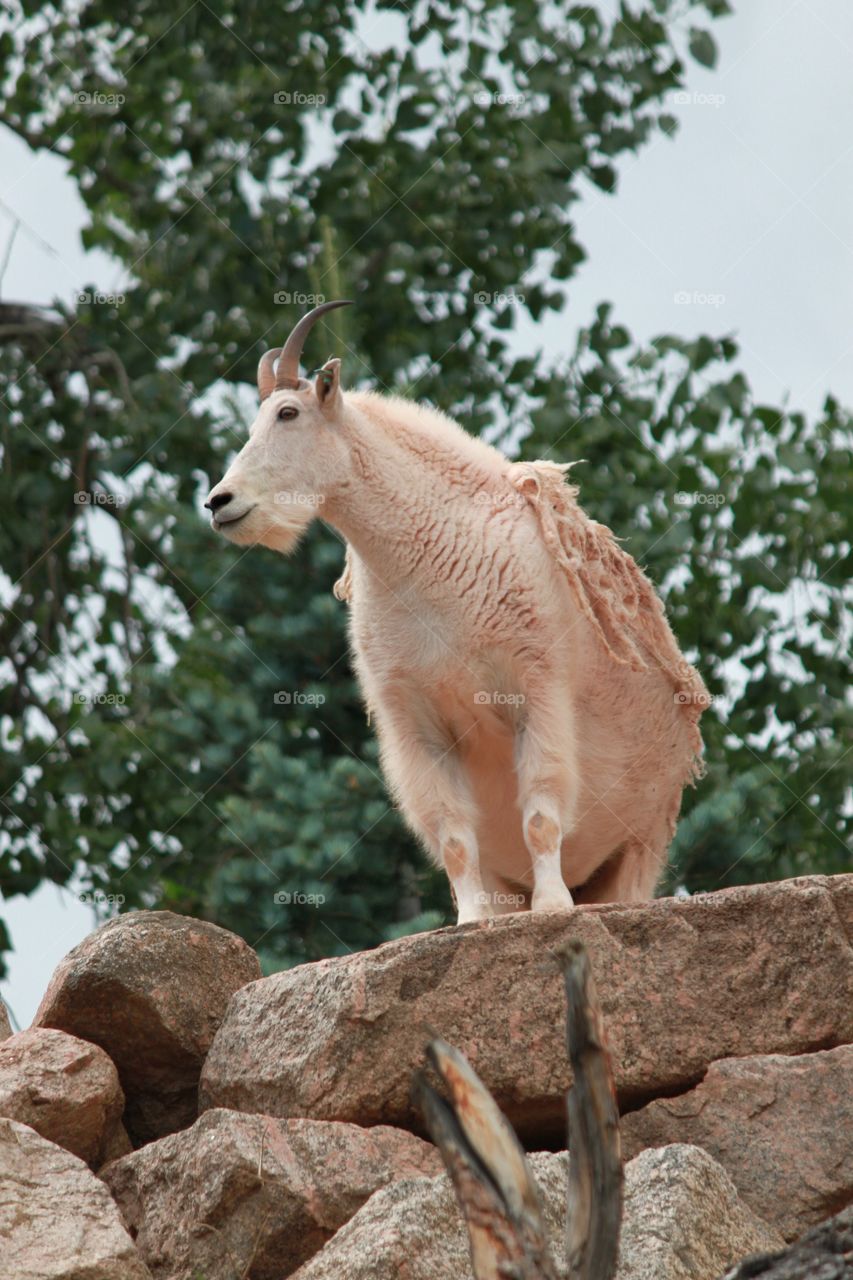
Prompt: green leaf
<box><xmin>688</xmin><ymin>28</ymin><xmax>718</xmax><ymax>68</ymax></box>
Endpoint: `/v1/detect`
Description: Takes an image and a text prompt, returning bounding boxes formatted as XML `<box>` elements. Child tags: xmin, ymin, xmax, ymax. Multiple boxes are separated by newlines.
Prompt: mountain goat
<box><xmin>205</xmin><ymin>301</ymin><xmax>708</xmax><ymax>922</ymax></box>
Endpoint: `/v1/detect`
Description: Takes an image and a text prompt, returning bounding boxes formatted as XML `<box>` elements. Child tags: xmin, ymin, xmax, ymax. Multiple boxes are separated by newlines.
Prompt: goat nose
<box><xmin>205</xmin><ymin>491</ymin><xmax>233</xmax><ymax>514</ymax></box>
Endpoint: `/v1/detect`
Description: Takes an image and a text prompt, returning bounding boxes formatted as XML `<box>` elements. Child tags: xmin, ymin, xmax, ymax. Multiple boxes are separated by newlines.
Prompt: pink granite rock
<box><xmin>35</xmin><ymin>910</ymin><xmax>261</xmax><ymax>1144</ymax></box>
<box><xmin>101</xmin><ymin>1107</ymin><xmax>443</xmax><ymax>1279</ymax></box>
<box><xmin>289</xmin><ymin>1145</ymin><xmax>783</xmax><ymax>1280</ymax></box>
<box><xmin>0</xmin><ymin>1026</ymin><xmax>128</xmax><ymax>1167</ymax></box>
<box><xmin>0</xmin><ymin>1116</ymin><xmax>151</xmax><ymax>1279</ymax></box>
<box><xmin>621</xmin><ymin>1044</ymin><xmax>853</xmax><ymax>1240</ymax></box>
<box><xmin>199</xmin><ymin>875</ymin><xmax>853</xmax><ymax>1145</ymax></box>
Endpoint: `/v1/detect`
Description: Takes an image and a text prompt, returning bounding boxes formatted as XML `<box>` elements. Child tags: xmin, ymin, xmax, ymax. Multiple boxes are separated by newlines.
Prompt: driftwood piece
<box><xmin>414</xmin><ymin>938</ymin><xmax>622</xmax><ymax>1280</ymax></box>
<box><xmin>719</xmin><ymin>1205</ymin><xmax>853</xmax><ymax>1280</ymax></box>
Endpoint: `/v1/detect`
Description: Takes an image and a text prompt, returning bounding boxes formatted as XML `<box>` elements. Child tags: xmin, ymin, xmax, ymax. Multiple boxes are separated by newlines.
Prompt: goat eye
<box><xmin>277</xmin><ymin>405</ymin><xmax>298</xmax><ymax>421</ymax></box>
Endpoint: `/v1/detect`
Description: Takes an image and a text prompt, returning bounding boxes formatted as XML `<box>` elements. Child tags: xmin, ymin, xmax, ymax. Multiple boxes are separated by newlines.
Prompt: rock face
<box><xmin>0</xmin><ymin>998</ymin><xmax>11</xmax><ymax>1040</ymax></box>
<box><xmin>621</xmin><ymin>1045</ymin><xmax>853</xmax><ymax>1242</ymax></box>
<box><xmin>200</xmin><ymin>875</ymin><xmax>853</xmax><ymax>1144</ymax></box>
<box><xmin>0</xmin><ymin>1027</ymin><xmax>128</xmax><ymax>1168</ymax></box>
<box><xmin>616</xmin><ymin>1145</ymin><xmax>784</xmax><ymax>1280</ymax></box>
<box><xmin>101</xmin><ymin>1107</ymin><xmax>444</xmax><ymax>1280</ymax></box>
<box><xmin>290</xmin><ymin>1144</ymin><xmax>784</xmax><ymax>1280</ymax></box>
<box><xmin>288</xmin><ymin>1168</ymin><xmax>484</xmax><ymax>1280</ymax></box>
<box><xmin>0</xmin><ymin>1116</ymin><xmax>151</xmax><ymax>1279</ymax></box>
<box><xmin>35</xmin><ymin>910</ymin><xmax>261</xmax><ymax>1144</ymax></box>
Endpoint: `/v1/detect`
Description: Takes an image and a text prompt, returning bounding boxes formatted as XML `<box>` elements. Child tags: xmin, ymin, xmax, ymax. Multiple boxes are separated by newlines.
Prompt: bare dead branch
<box><xmin>554</xmin><ymin>939</ymin><xmax>623</xmax><ymax>1280</ymax></box>
<box><xmin>81</xmin><ymin>348</ymin><xmax>138</xmax><ymax>409</ymax></box>
<box><xmin>719</xmin><ymin>1206</ymin><xmax>853</xmax><ymax>1280</ymax></box>
<box><xmin>414</xmin><ymin>940</ymin><xmax>623</xmax><ymax>1280</ymax></box>
<box><xmin>414</xmin><ymin>1037</ymin><xmax>558</xmax><ymax>1280</ymax></box>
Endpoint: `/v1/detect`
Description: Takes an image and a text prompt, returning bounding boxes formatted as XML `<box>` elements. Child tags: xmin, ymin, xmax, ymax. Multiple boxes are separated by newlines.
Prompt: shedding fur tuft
<box><xmin>508</xmin><ymin>459</ymin><xmax>707</xmax><ymax>783</ymax></box>
<box><xmin>333</xmin><ymin>543</ymin><xmax>354</xmax><ymax>602</ymax></box>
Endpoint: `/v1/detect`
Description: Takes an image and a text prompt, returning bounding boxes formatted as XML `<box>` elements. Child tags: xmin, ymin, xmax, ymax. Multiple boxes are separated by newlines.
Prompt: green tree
<box><xmin>0</xmin><ymin>0</ymin><xmax>848</xmax><ymax>976</ymax></box>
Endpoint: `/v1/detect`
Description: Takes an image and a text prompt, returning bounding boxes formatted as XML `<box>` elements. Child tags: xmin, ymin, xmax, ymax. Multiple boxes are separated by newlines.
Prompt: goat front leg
<box><xmin>440</xmin><ymin>825</ymin><xmax>490</xmax><ymax>924</ymax></box>
<box><xmin>371</xmin><ymin>693</ymin><xmax>491</xmax><ymax>924</ymax></box>
<box><xmin>514</xmin><ymin>687</ymin><xmax>579</xmax><ymax>913</ymax></box>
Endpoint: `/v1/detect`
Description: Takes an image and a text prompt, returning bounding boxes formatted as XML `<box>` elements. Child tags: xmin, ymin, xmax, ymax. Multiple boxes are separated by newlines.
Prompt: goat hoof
<box><xmin>530</xmin><ymin>887</ymin><xmax>575</xmax><ymax>914</ymax></box>
<box><xmin>456</xmin><ymin>910</ymin><xmax>491</xmax><ymax>925</ymax></box>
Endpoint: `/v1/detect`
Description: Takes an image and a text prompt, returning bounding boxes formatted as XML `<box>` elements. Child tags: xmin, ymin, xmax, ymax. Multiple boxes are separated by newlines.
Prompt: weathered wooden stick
<box><xmin>413</xmin><ymin>1037</ymin><xmax>558</xmax><ymax>1280</ymax></box>
<box><xmin>414</xmin><ymin>939</ymin><xmax>623</xmax><ymax>1280</ymax></box>
<box><xmin>554</xmin><ymin>938</ymin><xmax>623</xmax><ymax>1280</ymax></box>
<box><xmin>719</xmin><ymin>1205</ymin><xmax>853</xmax><ymax>1280</ymax></box>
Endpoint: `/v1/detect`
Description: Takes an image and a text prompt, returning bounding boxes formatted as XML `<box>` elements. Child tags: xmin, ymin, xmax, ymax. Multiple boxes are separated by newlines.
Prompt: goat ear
<box><xmin>315</xmin><ymin>357</ymin><xmax>342</xmax><ymax>411</ymax></box>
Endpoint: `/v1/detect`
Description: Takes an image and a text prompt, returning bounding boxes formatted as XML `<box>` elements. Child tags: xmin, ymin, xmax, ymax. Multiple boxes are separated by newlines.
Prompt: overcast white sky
<box><xmin>2</xmin><ymin>0</ymin><xmax>852</xmax><ymax>1028</ymax></box>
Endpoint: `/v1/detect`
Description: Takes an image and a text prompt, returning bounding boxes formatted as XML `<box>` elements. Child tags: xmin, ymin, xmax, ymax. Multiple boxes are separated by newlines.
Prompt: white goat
<box><xmin>206</xmin><ymin>301</ymin><xmax>708</xmax><ymax>922</ymax></box>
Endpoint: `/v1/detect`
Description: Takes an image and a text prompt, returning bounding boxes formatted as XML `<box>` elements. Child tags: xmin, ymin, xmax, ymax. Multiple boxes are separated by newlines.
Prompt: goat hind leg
<box><xmin>514</xmin><ymin>693</ymin><xmax>579</xmax><ymax>913</ymax></box>
<box><xmin>523</xmin><ymin>795</ymin><xmax>575</xmax><ymax>912</ymax></box>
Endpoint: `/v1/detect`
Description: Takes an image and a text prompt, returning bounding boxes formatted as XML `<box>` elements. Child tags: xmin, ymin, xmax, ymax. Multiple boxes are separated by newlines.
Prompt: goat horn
<box><xmin>257</xmin><ymin>348</ymin><xmax>281</xmax><ymax>401</ymax></box>
<box><xmin>273</xmin><ymin>298</ymin><xmax>353</xmax><ymax>393</ymax></box>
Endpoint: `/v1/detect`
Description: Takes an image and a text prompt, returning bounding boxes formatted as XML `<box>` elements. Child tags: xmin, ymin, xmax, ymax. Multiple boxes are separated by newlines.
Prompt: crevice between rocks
<box><xmin>615</xmin><ymin>1069</ymin><xmax>711</xmax><ymax>1122</ymax></box>
<box><xmin>509</xmin><ymin>1070</ymin><xmax>709</xmax><ymax>1152</ymax></box>
<box><xmin>483</xmin><ymin>1035</ymin><xmax>851</xmax><ymax>1153</ymax></box>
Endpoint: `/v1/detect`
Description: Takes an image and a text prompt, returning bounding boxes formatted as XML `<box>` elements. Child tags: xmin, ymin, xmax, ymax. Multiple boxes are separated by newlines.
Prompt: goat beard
<box><xmin>218</xmin><ymin>504</ymin><xmax>315</xmax><ymax>555</ymax></box>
